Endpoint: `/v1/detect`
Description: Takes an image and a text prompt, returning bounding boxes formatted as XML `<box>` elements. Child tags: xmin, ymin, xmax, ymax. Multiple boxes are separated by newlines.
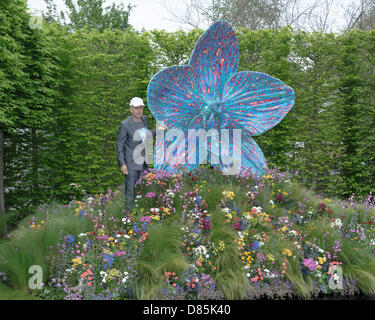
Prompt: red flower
<box><xmin>368</xmin><ymin>221</ymin><xmax>373</xmax><ymax>224</ymax></box>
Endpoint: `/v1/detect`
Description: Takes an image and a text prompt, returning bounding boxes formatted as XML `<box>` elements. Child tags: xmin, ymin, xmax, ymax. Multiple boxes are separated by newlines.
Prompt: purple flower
<box><xmin>303</xmin><ymin>258</ymin><xmax>318</xmax><ymax>271</ymax></box>
<box><xmin>140</xmin><ymin>216</ymin><xmax>152</xmax><ymax>223</ymax></box>
<box><xmin>232</xmin><ymin>222</ymin><xmax>242</xmax><ymax>231</ymax></box>
<box><xmin>114</xmin><ymin>251</ymin><xmax>126</xmax><ymax>257</ymax></box>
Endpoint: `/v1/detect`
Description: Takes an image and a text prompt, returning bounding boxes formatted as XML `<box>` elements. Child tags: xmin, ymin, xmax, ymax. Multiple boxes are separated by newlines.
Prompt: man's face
<box><xmin>130</xmin><ymin>105</ymin><xmax>144</xmax><ymax>119</ymax></box>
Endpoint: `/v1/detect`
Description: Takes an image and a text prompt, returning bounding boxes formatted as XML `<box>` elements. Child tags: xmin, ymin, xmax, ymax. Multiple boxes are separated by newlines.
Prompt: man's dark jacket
<box><xmin>116</xmin><ymin>115</ymin><xmax>156</xmax><ymax>171</ymax></box>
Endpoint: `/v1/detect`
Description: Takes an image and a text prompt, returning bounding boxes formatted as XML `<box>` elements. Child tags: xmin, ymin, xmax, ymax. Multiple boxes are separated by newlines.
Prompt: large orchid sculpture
<box><xmin>147</xmin><ymin>20</ymin><xmax>295</xmax><ymax>177</ymax></box>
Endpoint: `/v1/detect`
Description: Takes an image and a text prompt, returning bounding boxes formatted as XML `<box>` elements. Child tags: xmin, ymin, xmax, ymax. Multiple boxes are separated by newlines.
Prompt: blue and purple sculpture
<box><xmin>147</xmin><ymin>20</ymin><xmax>295</xmax><ymax>177</ymax></box>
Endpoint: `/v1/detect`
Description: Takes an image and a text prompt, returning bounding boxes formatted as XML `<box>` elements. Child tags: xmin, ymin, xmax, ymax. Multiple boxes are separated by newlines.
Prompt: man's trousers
<box><xmin>124</xmin><ymin>166</ymin><xmax>147</xmax><ymax>210</ymax></box>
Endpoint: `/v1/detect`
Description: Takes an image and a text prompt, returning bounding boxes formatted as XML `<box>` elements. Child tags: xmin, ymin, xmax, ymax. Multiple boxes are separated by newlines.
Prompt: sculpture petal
<box><xmin>216</xmin><ymin>130</ymin><xmax>267</xmax><ymax>178</ymax></box>
<box><xmin>147</xmin><ymin>66</ymin><xmax>204</xmax><ymax>130</ymax></box>
<box><xmin>222</xmin><ymin>71</ymin><xmax>295</xmax><ymax>136</ymax></box>
<box><xmin>189</xmin><ymin>20</ymin><xmax>239</xmax><ymax>101</ymax></box>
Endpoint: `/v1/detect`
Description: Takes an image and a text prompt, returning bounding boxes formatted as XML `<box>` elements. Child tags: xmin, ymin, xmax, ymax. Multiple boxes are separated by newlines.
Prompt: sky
<box><xmin>27</xmin><ymin>0</ymin><xmax>356</xmax><ymax>33</ymax></box>
<box><xmin>27</xmin><ymin>0</ymin><xmax>193</xmax><ymax>32</ymax></box>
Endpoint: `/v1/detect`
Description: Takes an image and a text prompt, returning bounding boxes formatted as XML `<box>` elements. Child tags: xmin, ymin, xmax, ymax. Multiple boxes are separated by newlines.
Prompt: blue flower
<box><xmin>196</xmin><ymin>196</ymin><xmax>201</xmax><ymax>205</ymax></box>
<box><xmin>252</xmin><ymin>241</ymin><xmax>259</xmax><ymax>251</ymax></box>
<box><xmin>148</xmin><ymin>20</ymin><xmax>295</xmax><ymax>176</ymax></box>
<box><xmin>103</xmin><ymin>254</ymin><xmax>114</xmax><ymax>270</ymax></box>
<box><xmin>66</xmin><ymin>234</ymin><xmax>75</xmax><ymax>248</ymax></box>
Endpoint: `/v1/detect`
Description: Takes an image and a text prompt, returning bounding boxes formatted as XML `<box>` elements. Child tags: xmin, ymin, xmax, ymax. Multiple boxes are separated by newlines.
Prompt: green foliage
<box><xmin>43</xmin><ymin>0</ymin><xmax>133</xmax><ymax>32</ymax></box>
<box><xmin>134</xmin><ymin>222</ymin><xmax>187</xmax><ymax>299</ymax></box>
<box><xmin>0</xmin><ymin>205</ymin><xmax>88</xmax><ymax>290</ymax></box>
<box><xmin>209</xmin><ymin>209</ymin><xmax>249</xmax><ymax>299</ymax></box>
<box><xmin>145</xmin><ymin>29</ymin><xmax>203</xmax><ymax>68</ymax></box>
<box><xmin>340</xmin><ymin>242</ymin><xmax>375</xmax><ymax>295</ymax></box>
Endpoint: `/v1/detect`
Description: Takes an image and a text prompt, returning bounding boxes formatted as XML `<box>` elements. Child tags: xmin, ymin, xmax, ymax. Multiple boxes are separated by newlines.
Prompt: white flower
<box><xmin>252</xmin><ymin>206</ymin><xmax>262</xmax><ymax>214</ymax></box>
<box><xmin>246</xmin><ymin>273</ymin><xmax>250</xmax><ymax>278</ymax></box>
<box><xmin>122</xmin><ymin>217</ymin><xmax>130</xmax><ymax>224</ymax></box>
<box><xmin>221</xmin><ymin>208</ymin><xmax>230</xmax><ymax>214</ymax></box>
<box><xmin>194</xmin><ymin>245</ymin><xmax>207</xmax><ymax>256</ymax></box>
<box><xmin>268</xmin><ymin>273</ymin><xmax>276</xmax><ymax>279</ymax></box>
<box><xmin>136</xmin><ymin>195</ymin><xmax>142</xmax><ymax>199</ymax></box>
<box><xmin>78</xmin><ymin>233</ymin><xmax>87</xmax><ymax>237</ymax></box>
<box><xmin>330</xmin><ymin>218</ymin><xmax>343</xmax><ymax>229</ymax></box>
<box><xmin>244</xmin><ymin>265</ymin><xmax>250</xmax><ymax>270</ymax></box>
<box><xmin>124</xmin><ymin>235</ymin><xmax>130</xmax><ymax>239</ymax></box>
<box><xmin>269</xmin><ymin>200</ymin><xmax>275</xmax><ymax>206</ymax></box>
<box><xmin>166</xmin><ymin>190</ymin><xmax>175</xmax><ymax>198</ymax></box>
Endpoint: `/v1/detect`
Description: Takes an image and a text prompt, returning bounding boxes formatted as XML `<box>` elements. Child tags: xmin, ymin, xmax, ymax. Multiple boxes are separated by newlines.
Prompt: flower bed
<box><xmin>2</xmin><ymin>166</ymin><xmax>375</xmax><ymax>300</ymax></box>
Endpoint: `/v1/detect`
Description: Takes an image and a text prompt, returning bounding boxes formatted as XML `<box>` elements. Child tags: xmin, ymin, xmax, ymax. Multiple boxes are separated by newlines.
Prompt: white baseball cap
<box><xmin>130</xmin><ymin>97</ymin><xmax>145</xmax><ymax>107</ymax></box>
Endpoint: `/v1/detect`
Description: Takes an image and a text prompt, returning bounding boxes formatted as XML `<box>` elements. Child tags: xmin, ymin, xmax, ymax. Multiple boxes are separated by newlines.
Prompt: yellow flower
<box><xmin>41</xmin><ymin>221</ymin><xmax>44</xmax><ymax>224</ymax></box>
<box><xmin>281</xmin><ymin>226</ymin><xmax>287</xmax><ymax>232</ymax></box>
<box><xmin>267</xmin><ymin>253</ymin><xmax>275</xmax><ymax>261</ymax></box>
<box><xmin>282</xmin><ymin>248</ymin><xmax>292</xmax><ymax>256</ymax></box>
<box><xmin>317</xmin><ymin>257</ymin><xmax>326</xmax><ymax>264</ymax></box>
<box><xmin>72</xmin><ymin>257</ymin><xmax>82</xmax><ymax>268</ymax></box>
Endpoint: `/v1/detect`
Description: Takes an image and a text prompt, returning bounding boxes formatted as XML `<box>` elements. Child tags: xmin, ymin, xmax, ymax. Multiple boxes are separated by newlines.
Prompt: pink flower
<box><xmin>146</xmin><ymin>192</ymin><xmax>156</xmax><ymax>198</ymax></box>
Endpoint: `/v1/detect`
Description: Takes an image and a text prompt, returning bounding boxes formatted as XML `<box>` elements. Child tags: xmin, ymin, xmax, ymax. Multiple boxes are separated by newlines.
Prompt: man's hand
<box><xmin>121</xmin><ymin>164</ymin><xmax>128</xmax><ymax>175</ymax></box>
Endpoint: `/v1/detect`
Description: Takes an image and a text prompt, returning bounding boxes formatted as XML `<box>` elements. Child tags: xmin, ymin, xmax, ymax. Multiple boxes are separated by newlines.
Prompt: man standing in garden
<box><xmin>116</xmin><ymin>97</ymin><xmax>166</xmax><ymax>210</ymax></box>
